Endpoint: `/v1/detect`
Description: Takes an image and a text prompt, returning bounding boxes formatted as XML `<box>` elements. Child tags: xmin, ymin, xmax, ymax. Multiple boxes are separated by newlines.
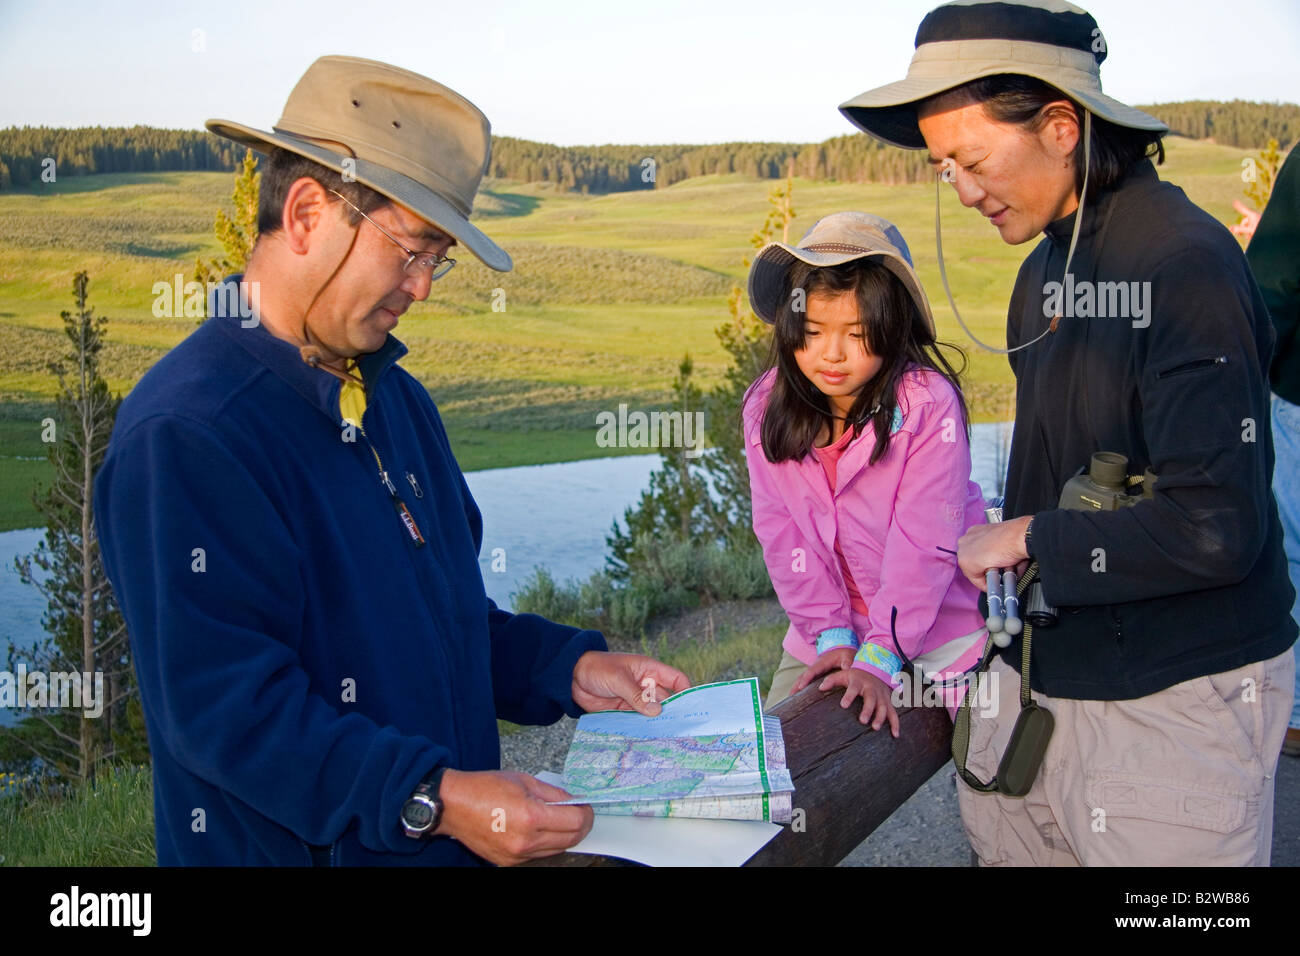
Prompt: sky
<box><xmin>1</xmin><ymin>0</ymin><xmax>1297</xmax><ymax>146</ymax></box>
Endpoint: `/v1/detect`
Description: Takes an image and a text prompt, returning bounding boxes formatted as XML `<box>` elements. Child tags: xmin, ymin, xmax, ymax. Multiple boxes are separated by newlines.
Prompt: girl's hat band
<box><xmin>748</xmin><ymin>211</ymin><xmax>936</xmax><ymax>337</ymax></box>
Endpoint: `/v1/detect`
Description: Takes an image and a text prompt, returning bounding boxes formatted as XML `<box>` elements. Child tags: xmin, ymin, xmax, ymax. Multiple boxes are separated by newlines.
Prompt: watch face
<box><xmin>403</xmin><ymin>800</ymin><xmax>434</xmax><ymax>829</ymax></box>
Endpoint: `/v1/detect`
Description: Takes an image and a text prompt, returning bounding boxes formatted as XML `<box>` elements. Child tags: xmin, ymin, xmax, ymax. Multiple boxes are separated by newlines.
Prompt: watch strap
<box><xmin>415</xmin><ymin>766</ymin><xmax>446</xmax><ymax>798</ymax></box>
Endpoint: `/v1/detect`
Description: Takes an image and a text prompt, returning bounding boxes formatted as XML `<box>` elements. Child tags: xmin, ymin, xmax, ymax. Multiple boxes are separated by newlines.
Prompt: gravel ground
<box><xmin>838</xmin><ymin>762</ymin><xmax>973</xmax><ymax>866</ymax></box>
<box><xmin>499</xmin><ymin>715</ymin><xmax>579</xmax><ymax>781</ymax></box>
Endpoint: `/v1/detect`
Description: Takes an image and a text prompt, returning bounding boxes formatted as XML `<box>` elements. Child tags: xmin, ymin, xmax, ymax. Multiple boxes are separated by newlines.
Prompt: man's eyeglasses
<box><xmin>329</xmin><ymin>189</ymin><xmax>456</xmax><ymax>281</ymax></box>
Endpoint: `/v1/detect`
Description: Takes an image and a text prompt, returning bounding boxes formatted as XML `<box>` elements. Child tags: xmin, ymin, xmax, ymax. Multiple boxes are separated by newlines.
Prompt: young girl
<box><xmin>743</xmin><ymin>212</ymin><xmax>988</xmax><ymax>734</ymax></box>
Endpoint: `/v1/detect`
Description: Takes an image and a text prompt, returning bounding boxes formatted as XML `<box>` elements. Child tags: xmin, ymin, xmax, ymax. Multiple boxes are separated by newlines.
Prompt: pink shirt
<box><xmin>811</xmin><ymin>427</ymin><xmax>871</xmax><ymax>618</ymax></box>
<box><xmin>743</xmin><ymin>365</ymin><xmax>989</xmax><ymax>691</ymax></box>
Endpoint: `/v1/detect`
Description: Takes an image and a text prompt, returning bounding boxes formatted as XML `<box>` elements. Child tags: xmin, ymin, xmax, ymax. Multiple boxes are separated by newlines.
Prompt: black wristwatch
<box><xmin>400</xmin><ymin>767</ymin><xmax>447</xmax><ymax>840</ymax></box>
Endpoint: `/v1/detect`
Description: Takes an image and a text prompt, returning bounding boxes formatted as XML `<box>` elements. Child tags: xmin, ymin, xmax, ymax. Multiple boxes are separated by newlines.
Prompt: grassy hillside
<box><xmin>0</xmin><ymin>136</ymin><xmax>1257</xmax><ymax>530</ymax></box>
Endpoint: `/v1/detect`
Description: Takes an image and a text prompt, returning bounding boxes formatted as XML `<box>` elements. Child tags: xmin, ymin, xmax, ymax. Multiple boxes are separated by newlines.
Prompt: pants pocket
<box><xmin>1083</xmin><ymin>770</ymin><xmax>1248</xmax><ymax>835</ymax></box>
<box><xmin>956</xmin><ymin>774</ymin><xmax>1007</xmax><ymax>865</ymax></box>
<box><xmin>1062</xmin><ymin>672</ymin><xmax>1271</xmax><ymax>864</ymax></box>
<box><xmin>954</xmin><ymin>665</ymin><xmax>1012</xmax><ymax>864</ymax></box>
<box><xmin>1195</xmin><ymin>666</ymin><xmax>1266</xmax><ymax>777</ymax></box>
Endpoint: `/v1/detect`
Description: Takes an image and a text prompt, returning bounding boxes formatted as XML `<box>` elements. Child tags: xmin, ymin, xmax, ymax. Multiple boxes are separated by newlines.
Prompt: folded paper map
<box><xmin>554</xmin><ymin>677</ymin><xmax>794</xmax><ymax>823</ymax></box>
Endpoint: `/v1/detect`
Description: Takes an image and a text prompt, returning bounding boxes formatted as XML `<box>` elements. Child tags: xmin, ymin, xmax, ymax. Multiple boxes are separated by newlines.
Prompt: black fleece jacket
<box><xmin>998</xmin><ymin>159</ymin><xmax>1297</xmax><ymax>699</ymax></box>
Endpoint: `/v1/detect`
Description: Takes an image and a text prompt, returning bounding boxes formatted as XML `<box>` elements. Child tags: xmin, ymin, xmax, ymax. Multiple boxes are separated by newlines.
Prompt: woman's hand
<box><xmin>957</xmin><ymin>515</ymin><xmax>1032</xmax><ymax>591</ymax></box>
<box><xmin>790</xmin><ymin>646</ymin><xmax>855</xmax><ymax>695</ymax></box>
<box><xmin>819</xmin><ymin>667</ymin><xmax>901</xmax><ymax>737</ymax></box>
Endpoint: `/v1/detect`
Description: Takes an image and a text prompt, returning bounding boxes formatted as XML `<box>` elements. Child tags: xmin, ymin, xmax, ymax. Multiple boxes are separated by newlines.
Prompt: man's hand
<box><xmin>571</xmin><ymin>651</ymin><xmax>691</xmax><ymax>716</ymax></box>
<box><xmin>433</xmin><ymin>769</ymin><xmax>593</xmax><ymax>866</ymax></box>
<box><xmin>958</xmin><ymin>515</ymin><xmax>1032</xmax><ymax>591</ymax></box>
<box><xmin>790</xmin><ymin>646</ymin><xmax>855</xmax><ymax>695</ymax></box>
<box><xmin>819</xmin><ymin>667</ymin><xmax>900</xmax><ymax>737</ymax></box>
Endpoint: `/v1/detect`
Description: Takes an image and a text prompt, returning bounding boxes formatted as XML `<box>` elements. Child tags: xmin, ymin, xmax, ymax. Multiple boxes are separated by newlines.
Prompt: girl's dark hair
<box><xmin>747</xmin><ymin>257</ymin><xmax>969</xmax><ymax>465</ymax></box>
<box><xmin>939</xmin><ymin>74</ymin><xmax>1165</xmax><ymax>201</ymax></box>
<box><xmin>255</xmin><ymin>147</ymin><xmax>391</xmax><ymax>237</ymax></box>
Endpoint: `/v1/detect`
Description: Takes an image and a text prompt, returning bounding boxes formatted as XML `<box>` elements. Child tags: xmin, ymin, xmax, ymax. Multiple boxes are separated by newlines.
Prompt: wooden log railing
<box><xmin>532</xmin><ymin>683</ymin><xmax>955</xmax><ymax>867</ymax></box>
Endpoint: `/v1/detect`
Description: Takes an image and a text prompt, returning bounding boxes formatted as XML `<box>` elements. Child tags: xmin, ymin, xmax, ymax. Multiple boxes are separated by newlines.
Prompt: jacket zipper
<box><xmin>339</xmin><ymin>370</ymin><xmax>469</xmax><ymax>766</ymax></box>
<box><xmin>1156</xmin><ymin>355</ymin><xmax>1228</xmax><ymax>379</ymax></box>
<box><xmin>354</xmin><ymin>402</ymin><xmax>465</xmax><ymax>758</ymax></box>
<box><xmin>356</xmin><ymin>419</ymin><xmax>425</xmax><ymax>548</ymax></box>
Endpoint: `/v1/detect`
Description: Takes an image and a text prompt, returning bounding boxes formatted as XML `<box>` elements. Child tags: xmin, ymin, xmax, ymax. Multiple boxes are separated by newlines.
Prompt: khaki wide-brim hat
<box><xmin>839</xmin><ymin>0</ymin><xmax>1168</xmax><ymax>150</ymax></box>
<box><xmin>207</xmin><ymin>55</ymin><xmax>511</xmax><ymax>271</ymax></box>
<box><xmin>748</xmin><ymin>212</ymin><xmax>936</xmax><ymax>337</ymax></box>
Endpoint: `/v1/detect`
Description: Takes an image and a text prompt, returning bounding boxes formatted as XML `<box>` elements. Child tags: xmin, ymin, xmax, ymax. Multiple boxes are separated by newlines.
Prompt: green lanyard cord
<box><xmin>952</xmin><ymin>561</ymin><xmax>1039</xmax><ymax>792</ymax></box>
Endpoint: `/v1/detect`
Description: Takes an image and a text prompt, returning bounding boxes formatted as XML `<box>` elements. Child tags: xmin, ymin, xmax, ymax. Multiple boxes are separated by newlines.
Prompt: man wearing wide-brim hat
<box><xmin>839</xmin><ymin>0</ymin><xmax>1296</xmax><ymax>865</ymax></box>
<box><xmin>94</xmin><ymin>55</ymin><xmax>687</xmax><ymax>867</ymax></box>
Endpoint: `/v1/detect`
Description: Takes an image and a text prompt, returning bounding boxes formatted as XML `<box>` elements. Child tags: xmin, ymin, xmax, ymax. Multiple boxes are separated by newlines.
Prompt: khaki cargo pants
<box><xmin>956</xmin><ymin>647</ymin><xmax>1295</xmax><ymax>866</ymax></box>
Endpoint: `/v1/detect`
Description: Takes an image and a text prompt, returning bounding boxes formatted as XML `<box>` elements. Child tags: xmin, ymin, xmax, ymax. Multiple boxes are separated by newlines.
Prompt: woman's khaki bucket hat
<box><xmin>748</xmin><ymin>212</ymin><xmax>936</xmax><ymax>336</ymax></box>
<box><xmin>207</xmin><ymin>55</ymin><xmax>511</xmax><ymax>271</ymax></box>
<box><xmin>838</xmin><ymin>0</ymin><xmax>1168</xmax><ymax>149</ymax></box>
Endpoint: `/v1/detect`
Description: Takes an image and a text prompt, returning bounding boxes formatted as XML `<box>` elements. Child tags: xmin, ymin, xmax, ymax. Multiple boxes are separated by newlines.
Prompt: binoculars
<box><xmin>1025</xmin><ymin>452</ymin><xmax>1156</xmax><ymax>628</ymax></box>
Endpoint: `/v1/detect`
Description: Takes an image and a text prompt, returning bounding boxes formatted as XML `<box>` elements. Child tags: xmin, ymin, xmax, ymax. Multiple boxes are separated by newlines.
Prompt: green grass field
<box><xmin>0</xmin><ymin>137</ymin><xmax>1256</xmax><ymax>530</ymax></box>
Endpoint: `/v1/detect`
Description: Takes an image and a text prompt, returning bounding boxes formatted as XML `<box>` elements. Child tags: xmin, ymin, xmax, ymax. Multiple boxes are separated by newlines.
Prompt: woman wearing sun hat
<box><xmin>839</xmin><ymin>0</ymin><xmax>1296</xmax><ymax>865</ymax></box>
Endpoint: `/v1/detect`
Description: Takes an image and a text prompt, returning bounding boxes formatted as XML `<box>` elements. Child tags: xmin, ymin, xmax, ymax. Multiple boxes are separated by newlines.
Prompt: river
<box><xmin>1</xmin><ymin>425</ymin><xmax>1011</xmax><ymax>725</ymax></box>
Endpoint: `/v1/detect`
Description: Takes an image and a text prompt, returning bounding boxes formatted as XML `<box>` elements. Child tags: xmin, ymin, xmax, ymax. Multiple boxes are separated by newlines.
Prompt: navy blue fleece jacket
<box><xmin>94</xmin><ymin>277</ymin><xmax>604</xmax><ymax>865</ymax></box>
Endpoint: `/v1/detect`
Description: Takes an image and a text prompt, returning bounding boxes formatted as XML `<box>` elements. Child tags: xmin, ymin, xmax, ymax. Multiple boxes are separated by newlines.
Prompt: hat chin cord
<box><xmin>789</xmin><ymin>363</ymin><xmax>883</xmax><ymax>430</ymax></box>
<box><xmin>297</xmin><ymin>219</ymin><xmax>366</xmax><ymax>387</ymax></box>
<box><xmin>935</xmin><ymin>109</ymin><xmax>1092</xmax><ymax>355</ymax></box>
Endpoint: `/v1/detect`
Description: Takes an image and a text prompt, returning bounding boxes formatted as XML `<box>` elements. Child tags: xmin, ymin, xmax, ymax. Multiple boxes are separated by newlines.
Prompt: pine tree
<box><xmin>192</xmin><ymin>148</ymin><xmax>260</xmax><ymax>320</ymax></box>
<box><xmin>1243</xmin><ymin>138</ymin><xmax>1284</xmax><ymax>212</ymax></box>
<box><xmin>5</xmin><ymin>273</ymin><xmax>142</xmax><ymax>783</ymax></box>
<box><xmin>753</xmin><ymin>160</ymin><xmax>796</xmax><ymax>246</ymax></box>
<box><xmin>699</xmin><ymin>177</ymin><xmax>785</xmax><ymax>540</ymax></box>
<box><xmin>606</xmin><ymin>179</ymin><xmax>786</xmax><ymax>581</ymax></box>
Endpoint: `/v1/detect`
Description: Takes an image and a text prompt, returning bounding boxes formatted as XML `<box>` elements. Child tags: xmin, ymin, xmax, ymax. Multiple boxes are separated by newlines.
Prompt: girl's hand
<box><xmin>1230</xmin><ymin>200</ymin><xmax>1260</xmax><ymax>240</ymax></box>
<box><xmin>791</xmin><ymin>647</ymin><xmax>855</xmax><ymax>695</ymax></box>
<box><xmin>819</xmin><ymin>667</ymin><xmax>901</xmax><ymax>737</ymax></box>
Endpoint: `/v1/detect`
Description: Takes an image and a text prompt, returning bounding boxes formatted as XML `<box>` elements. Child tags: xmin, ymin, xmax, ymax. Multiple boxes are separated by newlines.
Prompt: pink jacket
<box><xmin>743</xmin><ymin>365</ymin><xmax>988</xmax><ymax>688</ymax></box>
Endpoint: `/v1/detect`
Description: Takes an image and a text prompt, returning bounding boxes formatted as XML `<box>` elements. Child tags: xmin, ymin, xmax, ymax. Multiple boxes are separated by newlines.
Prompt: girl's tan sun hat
<box><xmin>748</xmin><ymin>211</ymin><xmax>936</xmax><ymax>336</ymax></box>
